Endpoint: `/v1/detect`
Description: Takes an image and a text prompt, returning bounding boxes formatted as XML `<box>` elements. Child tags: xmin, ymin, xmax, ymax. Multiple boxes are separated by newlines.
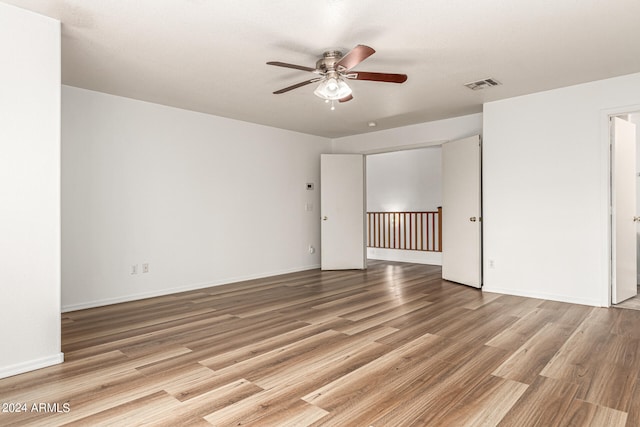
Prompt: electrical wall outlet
<box><xmin>143</xmin><ymin>263</ymin><xmax>149</xmax><ymax>273</ymax></box>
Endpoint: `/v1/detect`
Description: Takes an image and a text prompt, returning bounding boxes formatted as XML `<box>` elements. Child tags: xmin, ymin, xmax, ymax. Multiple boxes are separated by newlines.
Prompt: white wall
<box><xmin>332</xmin><ymin>113</ymin><xmax>483</xmax><ymax>154</ymax></box>
<box><xmin>483</xmin><ymin>72</ymin><xmax>640</xmax><ymax>306</ymax></box>
<box><xmin>366</xmin><ymin>148</ymin><xmax>442</xmax><ymax>265</ymax></box>
<box><xmin>367</xmin><ymin>148</ymin><xmax>442</xmax><ymax>212</ymax></box>
<box><xmin>62</xmin><ymin>86</ymin><xmax>331</xmax><ymax>310</ymax></box>
<box><xmin>0</xmin><ymin>4</ymin><xmax>62</xmax><ymax>378</ymax></box>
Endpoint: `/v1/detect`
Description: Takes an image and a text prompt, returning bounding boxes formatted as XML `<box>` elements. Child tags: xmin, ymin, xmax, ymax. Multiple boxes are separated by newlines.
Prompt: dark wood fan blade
<box><xmin>267</xmin><ymin>61</ymin><xmax>316</xmax><ymax>72</ymax></box>
<box><xmin>346</xmin><ymin>71</ymin><xmax>408</xmax><ymax>83</ymax></box>
<box><xmin>339</xmin><ymin>94</ymin><xmax>353</xmax><ymax>103</ymax></box>
<box><xmin>273</xmin><ymin>78</ymin><xmax>321</xmax><ymax>94</ymax></box>
<box><xmin>336</xmin><ymin>45</ymin><xmax>375</xmax><ymax>71</ymax></box>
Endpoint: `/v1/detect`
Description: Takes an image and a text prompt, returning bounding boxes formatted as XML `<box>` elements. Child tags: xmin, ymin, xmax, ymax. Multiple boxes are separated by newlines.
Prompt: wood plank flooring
<box><xmin>1</xmin><ymin>260</ymin><xmax>640</xmax><ymax>426</ymax></box>
<box><xmin>615</xmin><ymin>286</ymin><xmax>640</xmax><ymax>311</ymax></box>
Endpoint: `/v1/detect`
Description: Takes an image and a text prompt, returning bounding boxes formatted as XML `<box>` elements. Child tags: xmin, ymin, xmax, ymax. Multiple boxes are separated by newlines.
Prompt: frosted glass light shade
<box><xmin>314</xmin><ymin>77</ymin><xmax>352</xmax><ymax>100</ymax></box>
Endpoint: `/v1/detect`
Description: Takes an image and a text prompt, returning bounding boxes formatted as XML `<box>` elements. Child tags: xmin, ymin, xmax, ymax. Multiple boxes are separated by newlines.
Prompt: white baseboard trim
<box><xmin>481</xmin><ymin>286</ymin><xmax>603</xmax><ymax>307</ymax></box>
<box><xmin>0</xmin><ymin>352</ymin><xmax>64</xmax><ymax>379</ymax></box>
<box><xmin>62</xmin><ymin>264</ymin><xmax>321</xmax><ymax>312</ymax></box>
<box><xmin>367</xmin><ymin>248</ymin><xmax>442</xmax><ymax>266</ymax></box>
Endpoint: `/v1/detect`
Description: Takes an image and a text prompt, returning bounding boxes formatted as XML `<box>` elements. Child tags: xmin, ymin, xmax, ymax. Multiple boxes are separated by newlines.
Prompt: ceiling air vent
<box><xmin>464</xmin><ymin>78</ymin><xmax>501</xmax><ymax>90</ymax></box>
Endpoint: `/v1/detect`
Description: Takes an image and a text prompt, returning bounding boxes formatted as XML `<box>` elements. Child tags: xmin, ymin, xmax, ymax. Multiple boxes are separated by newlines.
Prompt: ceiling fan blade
<box><xmin>267</xmin><ymin>61</ymin><xmax>316</xmax><ymax>73</ymax></box>
<box><xmin>339</xmin><ymin>94</ymin><xmax>353</xmax><ymax>103</ymax></box>
<box><xmin>336</xmin><ymin>45</ymin><xmax>375</xmax><ymax>71</ymax></box>
<box><xmin>346</xmin><ymin>71</ymin><xmax>408</xmax><ymax>83</ymax></box>
<box><xmin>273</xmin><ymin>78</ymin><xmax>321</xmax><ymax>94</ymax></box>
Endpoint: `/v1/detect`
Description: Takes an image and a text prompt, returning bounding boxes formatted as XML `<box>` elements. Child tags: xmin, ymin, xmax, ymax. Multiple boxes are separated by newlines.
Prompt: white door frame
<box><xmin>600</xmin><ymin>105</ymin><xmax>640</xmax><ymax>306</ymax></box>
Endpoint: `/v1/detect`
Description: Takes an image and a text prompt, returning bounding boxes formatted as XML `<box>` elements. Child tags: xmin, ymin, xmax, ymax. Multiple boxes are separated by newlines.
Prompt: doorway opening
<box><xmin>320</xmin><ymin>135</ymin><xmax>482</xmax><ymax>289</ymax></box>
<box><xmin>366</xmin><ymin>146</ymin><xmax>443</xmax><ymax>266</ymax></box>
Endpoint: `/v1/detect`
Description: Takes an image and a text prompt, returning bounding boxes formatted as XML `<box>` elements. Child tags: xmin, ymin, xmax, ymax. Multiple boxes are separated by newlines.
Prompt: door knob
<box><xmin>634</xmin><ymin>217</ymin><xmax>640</xmax><ymax>222</ymax></box>
<box><xmin>323</xmin><ymin>216</ymin><xmax>328</xmax><ymax>221</ymax></box>
<box><xmin>469</xmin><ymin>217</ymin><xmax>477</xmax><ymax>222</ymax></box>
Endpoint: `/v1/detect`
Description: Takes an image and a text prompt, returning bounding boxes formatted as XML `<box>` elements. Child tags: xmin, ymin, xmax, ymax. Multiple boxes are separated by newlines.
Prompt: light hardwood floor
<box><xmin>615</xmin><ymin>286</ymin><xmax>640</xmax><ymax>311</ymax></box>
<box><xmin>1</xmin><ymin>260</ymin><xmax>639</xmax><ymax>426</ymax></box>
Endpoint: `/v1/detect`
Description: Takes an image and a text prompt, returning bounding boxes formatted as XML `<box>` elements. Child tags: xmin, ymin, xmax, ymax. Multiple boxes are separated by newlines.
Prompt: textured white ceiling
<box><xmin>4</xmin><ymin>0</ymin><xmax>640</xmax><ymax>137</ymax></box>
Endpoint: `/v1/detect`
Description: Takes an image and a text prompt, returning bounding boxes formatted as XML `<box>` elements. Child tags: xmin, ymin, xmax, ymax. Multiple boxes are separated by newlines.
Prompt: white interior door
<box><xmin>321</xmin><ymin>154</ymin><xmax>366</xmax><ymax>270</ymax></box>
<box><xmin>441</xmin><ymin>135</ymin><xmax>482</xmax><ymax>288</ymax></box>
<box><xmin>612</xmin><ymin>117</ymin><xmax>637</xmax><ymax>304</ymax></box>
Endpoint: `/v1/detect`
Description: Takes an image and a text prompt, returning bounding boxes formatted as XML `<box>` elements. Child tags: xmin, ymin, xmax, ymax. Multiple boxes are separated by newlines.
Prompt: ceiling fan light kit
<box><xmin>313</xmin><ymin>76</ymin><xmax>352</xmax><ymax>100</ymax></box>
<box><xmin>267</xmin><ymin>44</ymin><xmax>407</xmax><ymax>109</ymax></box>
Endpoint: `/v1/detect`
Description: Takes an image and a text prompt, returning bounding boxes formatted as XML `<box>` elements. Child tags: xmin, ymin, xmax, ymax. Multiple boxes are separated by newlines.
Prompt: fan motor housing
<box><xmin>316</xmin><ymin>50</ymin><xmax>343</xmax><ymax>72</ymax></box>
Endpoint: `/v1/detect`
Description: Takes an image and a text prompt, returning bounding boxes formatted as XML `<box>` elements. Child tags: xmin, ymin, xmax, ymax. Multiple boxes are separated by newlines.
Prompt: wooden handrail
<box><xmin>367</xmin><ymin>210</ymin><xmax>442</xmax><ymax>252</ymax></box>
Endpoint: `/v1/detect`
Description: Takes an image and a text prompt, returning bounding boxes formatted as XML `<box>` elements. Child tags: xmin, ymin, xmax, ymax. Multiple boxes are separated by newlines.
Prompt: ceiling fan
<box><xmin>267</xmin><ymin>45</ymin><xmax>407</xmax><ymax>106</ymax></box>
